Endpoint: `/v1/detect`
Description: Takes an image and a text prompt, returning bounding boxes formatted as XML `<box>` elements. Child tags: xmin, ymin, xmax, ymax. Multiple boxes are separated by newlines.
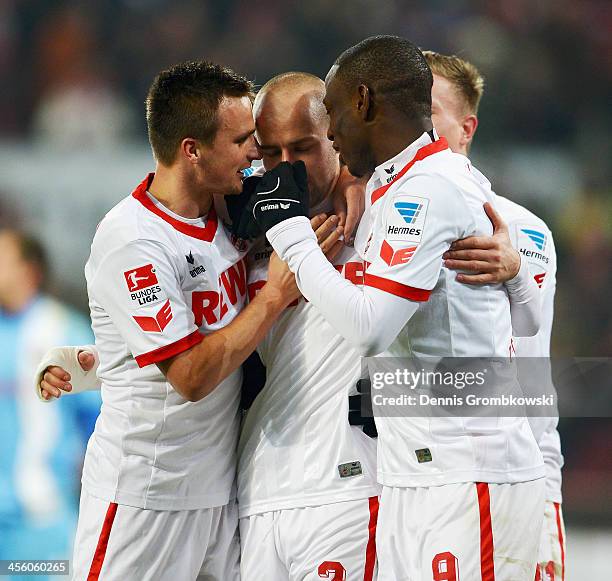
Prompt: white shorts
<box><xmin>71</xmin><ymin>489</ymin><xmax>240</xmax><ymax>581</ymax></box>
<box><xmin>377</xmin><ymin>480</ymin><xmax>545</xmax><ymax>581</ymax></box>
<box><xmin>535</xmin><ymin>501</ymin><xmax>566</xmax><ymax>581</ymax></box>
<box><xmin>240</xmin><ymin>496</ymin><xmax>379</xmax><ymax>580</ymax></box>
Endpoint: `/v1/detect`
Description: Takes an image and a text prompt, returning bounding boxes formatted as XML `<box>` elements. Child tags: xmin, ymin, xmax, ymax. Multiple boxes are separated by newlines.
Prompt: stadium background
<box><xmin>0</xmin><ymin>0</ymin><xmax>610</xmax><ymax>577</ymax></box>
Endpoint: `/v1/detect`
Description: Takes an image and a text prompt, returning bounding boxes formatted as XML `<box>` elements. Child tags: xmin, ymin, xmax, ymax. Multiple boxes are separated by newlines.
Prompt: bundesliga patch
<box><xmin>124</xmin><ymin>263</ymin><xmax>165</xmax><ymax>307</ymax></box>
<box><xmin>516</xmin><ymin>224</ymin><xmax>550</xmax><ymax>265</ymax></box>
<box><xmin>380</xmin><ymin>239</ymin><xmax>418</xmax><ymax>267</ymax></box>
<box><xmin>385</xmin><ymin>194</ymin><xmax>429</xmax><ymax>243</ymax></box>
<box><xmin>338</xmin><ymin>461</ymin><xmax>363</xmax><ymax>478</ymax></box>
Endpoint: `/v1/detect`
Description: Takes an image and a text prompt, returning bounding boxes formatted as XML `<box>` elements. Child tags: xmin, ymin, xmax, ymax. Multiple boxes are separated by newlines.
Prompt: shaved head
<box><xmin>253</xmin><ymin>72</ymin><xmax>340</xmax><ymax>207</ymax></box>
<box><xmin>254</xmin><ymin>72</ymin><xmax>328</xmax><ymax>130</ymax></box>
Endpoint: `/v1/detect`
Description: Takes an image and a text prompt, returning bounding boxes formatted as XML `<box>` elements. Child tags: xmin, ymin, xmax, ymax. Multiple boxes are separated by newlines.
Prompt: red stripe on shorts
<box><xmin>554</xmin><ymin>502</ymin><xmax>565</xmax><ymax>581</ymax></box>
<box><xmin>476</xmin><ymin>483</ymin><xmax>495</xmax><ymax>581</ymax></box>
<box><xmin>87</xmin><ymin>502</ymin><xmax>118</xmax><ymax>580</ymax></box>
<box><xmin>364</xmin><ymin>496</ymin><xmax>379</xmax><ymax>581</ymax></box>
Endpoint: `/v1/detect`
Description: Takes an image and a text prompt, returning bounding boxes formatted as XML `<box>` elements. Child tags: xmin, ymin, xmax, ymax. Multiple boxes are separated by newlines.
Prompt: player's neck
<box><xmin>149</xmin><ymin>165</ymin><xmax>213</xmax><ymax>219</ymax></box>
<box><xmin>372</xmin><ymin>117</ymin><xmax>433</xmax><ymax>168</ymax></box>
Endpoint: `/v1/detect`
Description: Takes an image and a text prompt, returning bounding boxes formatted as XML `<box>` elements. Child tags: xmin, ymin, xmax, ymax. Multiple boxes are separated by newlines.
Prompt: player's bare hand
<box><xmin>77</xmin><ymin>350</ymin><xmax>96</xmax><ymax>372</ymax></box>
<box><xmin>39</xmin><ymin>350</ymin><xmax>95</xmax><ymax>400</ymax></box>
<box><xmin>40</xmin><ymin>365</ymin><xmax>72</xmax><ymax>400</ymax></box>
<box><xmin>443</xmin><ymin>202</ymin><xmax>520</xmax><ymax>285</ymax></box>
<box><xmin>264</xmin><ymin>251</ymin><xmax>301</xmax><ymax>306</ymax></box>
<box><xmin>312</xmin><ymin>214</ymin><xmax>344</xmax><ymax>262</ymax></box>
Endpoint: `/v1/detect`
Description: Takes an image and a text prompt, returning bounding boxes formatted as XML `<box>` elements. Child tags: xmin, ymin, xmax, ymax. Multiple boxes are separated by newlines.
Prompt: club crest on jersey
<box><xmin>380</xmin><ymin>240</ymin><xmax>418</xmax><ymax>267</ymax></box>
<box><xmin>517</xmin><ymin>225</ymin><xmax>549</xmax><ymax>264</ymax></box>
<box><xmin>385</xmin><ymin>195</ymin><xmax>428</xmax><ymax>243</ymax></box>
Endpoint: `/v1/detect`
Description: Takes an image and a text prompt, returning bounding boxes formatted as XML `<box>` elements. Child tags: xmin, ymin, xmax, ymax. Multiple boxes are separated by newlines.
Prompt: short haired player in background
<box><xmin>426</xmin><ymin>50</ymin><xmax>565</xmax><ymax>581</ymax></box>
<box><xmin>0</xmin><ymin>229</ymin><xmax>100</xmax><ymax>579</ymax></box>
<box><xmin>253</xmin><ymin>35</ymin><xmax>546</xmax><ymax>580</ymax></box>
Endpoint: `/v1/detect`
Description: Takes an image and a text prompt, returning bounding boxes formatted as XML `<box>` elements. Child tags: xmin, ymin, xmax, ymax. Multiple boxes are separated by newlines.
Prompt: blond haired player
<box><xmin>256</xmin><ymin>35</ymin><xmax>547</xmax><ymax>580</ymax></box>
<box><xmin>425</xmin><ymin>50</ymin><xmax>565</xmax><ymax>581</ymax></box>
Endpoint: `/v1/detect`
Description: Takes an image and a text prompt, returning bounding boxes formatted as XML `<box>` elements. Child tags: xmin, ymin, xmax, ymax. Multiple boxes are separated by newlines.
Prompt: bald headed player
<box><xmin>426</xmin><ymin>51</ymin><xmax>565</xmax><ymax>581</ymax></box>
<box><xmin>238</xmin><ymin>72</ymin><xmax>381</xmax><ymax>581</ymax></box>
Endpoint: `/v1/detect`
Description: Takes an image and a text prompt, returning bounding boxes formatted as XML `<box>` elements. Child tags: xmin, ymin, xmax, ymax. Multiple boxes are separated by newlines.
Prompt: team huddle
<box><xmin>36</xmin><ymin>36</ymin><xmax>564</xmax><ymax>580</ymax></box>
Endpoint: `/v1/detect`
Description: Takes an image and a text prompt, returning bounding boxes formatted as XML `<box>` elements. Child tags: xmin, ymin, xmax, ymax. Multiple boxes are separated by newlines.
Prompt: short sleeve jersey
<box><xmin>82</xmin><ymin>174</ymin><xmax>248</xmax><ymax>510</ymax></box>
<box><xmin>353</xmin><ymin>134</ymin><xmax>545</xmax><ymax>487</ymax></box>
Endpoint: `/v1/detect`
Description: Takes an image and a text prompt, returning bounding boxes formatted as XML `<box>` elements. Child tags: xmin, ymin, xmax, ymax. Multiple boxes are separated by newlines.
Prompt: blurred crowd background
<box><xmin>0</xmin><ymin>0</ymin><xmax>610</xmax><ymax>577</ymax></box>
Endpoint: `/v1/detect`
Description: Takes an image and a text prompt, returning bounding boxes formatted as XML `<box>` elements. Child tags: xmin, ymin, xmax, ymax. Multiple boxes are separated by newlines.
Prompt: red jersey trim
<box><xmin>135</xmin><ymin>329</ymin><xmax>203</xmax><ymax>368</ymax></box>
<box><xmin>87</xmin><ymin>502</ymin><xmax>118</xmax><ymax>580</ymax></box>
<box><xmin>132</xmin><ymin>173</ymin><xmax>218</xmax><ymax>242</ymax></box>
<box><xmin>364</xmin><ymin>273</ymin><xmax>432</xmax><ymax>301</ymax></box>
<box><xmin>371</xmin><ymin>137</ymin><xmax>448</xmax><ymax>205</ymax></box>
<box><xmin>364</xmin><ymin>496</ymin><xmax>379</xmax><ymax>581</ymax></box>
<box><xmin>476</xmin><ymin>482</ymin><xmax>496</xmax><ymax>581</ymax></box>
<box><xmin>554</xmin><ymin>502</ymin><xmax>565</xmax><ymax>581</ymax></box>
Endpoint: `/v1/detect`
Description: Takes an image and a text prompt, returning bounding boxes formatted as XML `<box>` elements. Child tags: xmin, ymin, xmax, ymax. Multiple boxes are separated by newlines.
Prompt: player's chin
<box><xmin>225</xmin><ymin>175</ymin><xmax>244</xmax><ymax>196</ymax></box>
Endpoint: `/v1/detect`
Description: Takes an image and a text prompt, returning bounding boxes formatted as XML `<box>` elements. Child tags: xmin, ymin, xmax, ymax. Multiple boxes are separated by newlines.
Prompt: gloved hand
<box><xmin>250</xmin><ymin>161</ymin><xmax>309</xmax><ymax>233</ymax></box>
<box><xmin>348</xmin><ymin>378</ymin><xmax>378</xmax><ymax>438</ymax></box>
<box><xmin>225</xmin><ymin>174</ymin><xmax>263</xmax><ymax>240</ymax></box>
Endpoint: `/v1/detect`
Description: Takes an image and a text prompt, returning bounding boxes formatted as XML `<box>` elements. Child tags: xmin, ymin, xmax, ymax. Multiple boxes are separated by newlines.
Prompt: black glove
<box><xmin>225</xmin><ymin>175</ymin><xmax>263</xmax><ymax>241</ymax></box>
<box><xmin>348</xmin><ymin>378</ymin><xmax>378</xmax><ymax>438</ymax></box>
<box><xmin>250</xmin><ymin>161</ymin><xmax>309</xmax><ymax>233</ymax></box>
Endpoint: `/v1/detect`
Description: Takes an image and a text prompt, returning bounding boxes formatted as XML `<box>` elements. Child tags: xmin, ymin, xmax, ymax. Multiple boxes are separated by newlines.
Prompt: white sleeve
<box><xmin>267</xmin><ymin>178</ymin><xmax>467</xmax><ymax>355</ymax></box>
<box><xmin>504</xmin><ymin>256</ymin><xmax>541</xmax><ymax>337</ymax></box>
<box><xmin>90</xmin><ymin>239</ymin><xmax>203</xmax><ymax>367</ymax></box>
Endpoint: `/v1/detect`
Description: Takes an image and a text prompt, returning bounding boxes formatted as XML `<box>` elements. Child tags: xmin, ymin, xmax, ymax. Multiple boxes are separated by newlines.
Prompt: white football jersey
<box><xmin>494</xmin><ymin>194</ymin><xmax>563</xmax><ymax>502</ymax></box>
<box><xmin>237</xmin><ymin>237</ymin><xmax>380</xmax><ymax>518</ymax></box>
<box><xmin>83</xmin><ymin>173</ymin><xmax>248</xmax><ymax>510</ymax></box>
<box><xmin>353</xmin><ymin>132</ymin><xmax>544</xmax><ymax>487</ymax></box>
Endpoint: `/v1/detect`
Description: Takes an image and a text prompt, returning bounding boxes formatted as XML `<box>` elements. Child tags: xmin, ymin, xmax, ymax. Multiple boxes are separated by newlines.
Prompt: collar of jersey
<box><xmin>369</xmin><ymin>131</ymin><xmax>448</xmax><ymax>206</ymax></box>
<box><xmin>132</xmin><ymin>173</ymin><xmax>218</xmax><ymax>242</ymax></box>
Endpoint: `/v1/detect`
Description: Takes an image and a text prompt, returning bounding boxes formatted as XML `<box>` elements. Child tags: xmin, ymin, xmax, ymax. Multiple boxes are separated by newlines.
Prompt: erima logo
<box><xmin>186</xmin><ymin>251</ymin><xmax>206</xmax><ymax>278</ymax></box>
<box><xmin>385</xmin><ymin>164</ymin><xmax>395</xmax><ymax>174</ymax></box>
<box><xmin>395</xmin><ymin>201</ymin><xmax>422</xmax><ymax>224</ymax></box>
<box><xmin>261</xmin><ymin>203</ymin><xmax>279</xmax><ymax>211</ymax></box>
<box><xmin>280</xmin><ymin>202</ymin><xmax>290</xmax><ymax>209</ymax></box>
<box><xmin>522</xmin><ymin>228</ymin><xmax>547</xmax><ymax>251</ymax></box>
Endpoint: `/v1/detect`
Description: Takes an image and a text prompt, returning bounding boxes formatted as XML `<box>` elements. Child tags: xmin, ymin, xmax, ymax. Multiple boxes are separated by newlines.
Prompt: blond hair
<box><xmin>422</xmin><ymin>51</ymin><xmax>484</xmax><ymax>114</ymax></box>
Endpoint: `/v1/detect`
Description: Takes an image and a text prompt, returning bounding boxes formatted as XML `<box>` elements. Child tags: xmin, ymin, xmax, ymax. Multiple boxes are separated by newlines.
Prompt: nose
<box><xmin>281</xmin><ymin>149</ymin><xmax>292</xmax><ymax>163</ymax></box>
<box><xmin>327</xmin><ymin>126</ymin><xmax>334</xmax><ymax>143</ymax></box>
<box><xmin>247</xmin><ymin>137</ymin><xmax>261</xmax><ymax>162</ymax></box>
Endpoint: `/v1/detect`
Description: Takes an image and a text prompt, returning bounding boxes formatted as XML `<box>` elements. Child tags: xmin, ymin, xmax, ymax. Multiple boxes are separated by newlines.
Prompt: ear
<box><xmin>179</xmin><ymin>137</ymin><xmax>200</xmax><ymax>164</ymax></box>
<box><xmin>461</xmin><ymin>114</ymin><xmax>478</xmax><ymax>149</ymax></box>
<box><xmin>357</xmin><ymin>84</ymin><xmax>373</xmax><ymax>122</ymax></box>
